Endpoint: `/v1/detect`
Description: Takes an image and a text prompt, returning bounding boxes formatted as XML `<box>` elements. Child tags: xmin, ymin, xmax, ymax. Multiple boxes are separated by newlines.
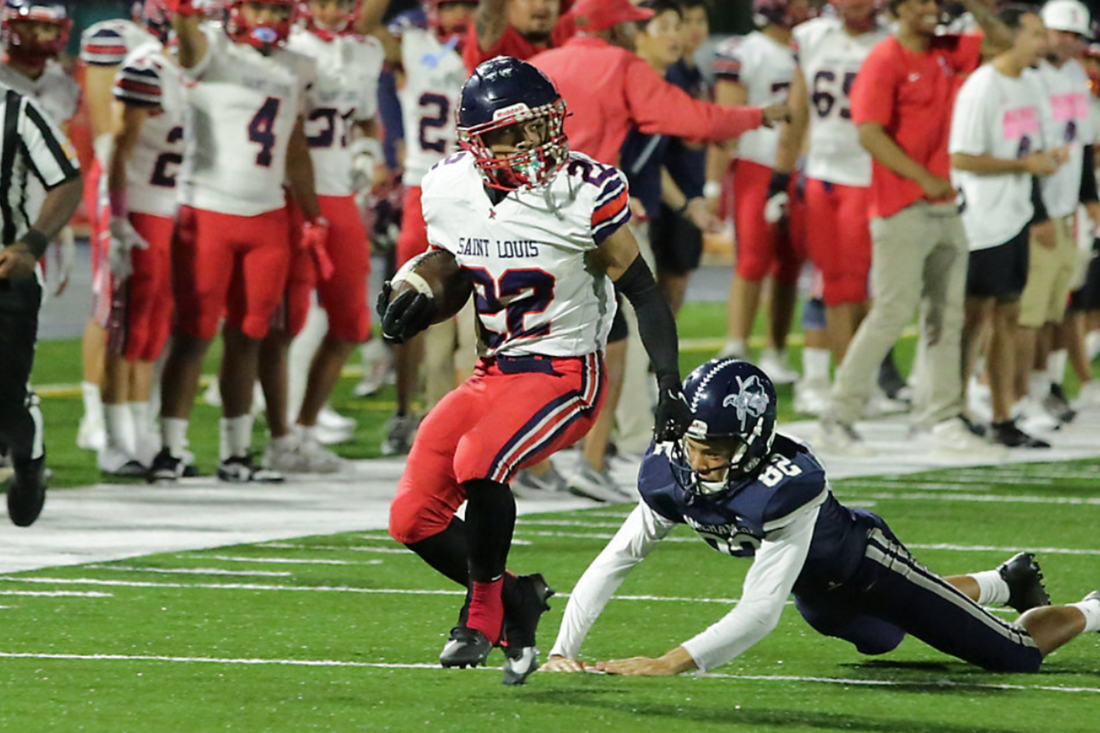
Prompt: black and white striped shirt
<box><xmin>0</xmin><ymin>86</ymin><xmax>81</xmax><ymax>246</ymax></box>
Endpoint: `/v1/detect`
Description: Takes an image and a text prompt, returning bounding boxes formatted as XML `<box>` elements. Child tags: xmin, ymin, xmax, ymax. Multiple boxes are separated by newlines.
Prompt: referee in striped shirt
<box><xmin>0</xmin><ymin>85</ymin><xmax>82</xmax><ymax>526</ymax></box>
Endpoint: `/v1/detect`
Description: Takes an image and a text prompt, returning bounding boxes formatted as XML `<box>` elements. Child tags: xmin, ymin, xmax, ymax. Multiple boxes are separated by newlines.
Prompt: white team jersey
<box><xmin>0</xmin><ymin>60</ymin><xmax>80</xmax><ymax>127</ymax></box>
<box><xmin>421</xmin><ymin>151</ymin><xmax>633</xmax><ymax>358</ymax></box>
<box><xmin>950</xmin><ymin>64</ymin><xmax>1045</xmax><ymax>251</ymax></box>
<box><xmin>80</xmin><ymin>19</ymin><xmax>158</xmax><ymax>68</ymax></box>
<box><xmin>1032</xmin><ymin>58</ymin><xmax>1093</xmax><ymax>218</ymax></box>
<box><xmin>179</xmin><ymin>24</ymin><xmax>316</xmax><ymax>216</ymax></box>
<box><xmin>399</xmin><ymin>27</ymin><xmax>468</xmax><ymax>187</ymax></box>
<box><xmin>713</xmin><ymin>31</ymin><xmax>795</xmax><ymax>167</ymax></box>
<box><xmin>793</xmin><ymin>17</ymin><xmax>888</xmax><ymax>187</ymax></box>
<box><xmin>288</xmin><ymin>26</ymin><xmax>384</xmax><ymax>197</ymax></box>
<box><xmin>114</xmin><ymin>43</ymin><xmax>186</xmax><ymax>219</ymax></box>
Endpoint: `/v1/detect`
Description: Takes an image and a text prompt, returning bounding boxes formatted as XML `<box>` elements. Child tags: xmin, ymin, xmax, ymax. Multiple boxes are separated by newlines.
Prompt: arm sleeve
<box><xmin>948</xmin><ymin>78</ymin><xmax>989</xmax><ymax>156</ymax></box>
<box><xmin>850</xmin><ymin>45</ymin><xmax>897</xmax><ymax>129</ymax></box>
<box><xmin>681</xmin><ymin>504</ymin><xmax>819</xmax><ymax>673</ymax></box>
<box><xmin>624</xmin><ymin>55</ymin><xmax>763</xmax><ymax>143</ymax></box>
<box><xmin>549</xmin><ymin>502</ymin><xmax>676</xmax><ymax>659</ymax></box>
<box><xmin>615</xmin><ymin>255</ymin><xmax>680</xmax><ymax>381</ymax></box>
<box><xmin>18</xmin><ymin>95</ymin><xmax>80</xmax><ymax>189</ymax></box>
<box><xmin>114</xmin><ymin>56</ymin><xmax>163</xmax><ymax>109</ymax></box>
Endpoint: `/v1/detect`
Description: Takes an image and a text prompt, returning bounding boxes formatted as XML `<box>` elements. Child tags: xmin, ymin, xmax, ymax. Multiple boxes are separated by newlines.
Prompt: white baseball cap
<box><xmin>1041</xmin><ymin>0</ymin><xmax>1092</xmax><ymax>36</ymax></box>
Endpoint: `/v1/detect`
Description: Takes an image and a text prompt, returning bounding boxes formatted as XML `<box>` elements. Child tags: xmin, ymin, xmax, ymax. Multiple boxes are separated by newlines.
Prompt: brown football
<box><xmin>388</xmin><ymin>249</ymin><xmax>473</xmax><ymax>324</ymax></box>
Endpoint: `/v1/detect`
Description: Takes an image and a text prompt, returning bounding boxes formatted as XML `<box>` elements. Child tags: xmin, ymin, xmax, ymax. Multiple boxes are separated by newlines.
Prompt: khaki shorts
<box><xmin>1019</xmin><ymin>214</ymin><xmax>1077</xmax><ymax>328</ymax></box>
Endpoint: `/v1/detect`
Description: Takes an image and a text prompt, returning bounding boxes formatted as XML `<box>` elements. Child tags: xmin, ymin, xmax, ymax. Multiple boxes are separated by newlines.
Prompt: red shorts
<box><xmin>172</xmin><ymin>206</ymin><xmax>291</xmax><ymax>341</ymax></box>
<box><xmin>84</xmin><ymin>159</ymin><xmax>113</xmax><ymax>327</ymax></box>
<box><xmin>804</xmin><ymin>178</ymin><xmax>872</xmax><ymax>306</ymax></box>
<box><xmin>396</xmin><ymin>185</ymin><xmax>428</xmax><ymax>268</ymax></box>
<box><xmin>733</xmin><ymin>159</ymin><xmax>804</xmax><ymax>285</ymax></box>
<box><xmin>389</xmin><ymin>353</ymin><xmax>606</xmax><ymax>544</ymax></box>
<box><xmin>107</xmin><ymin>213</ymin><xmax>174</xmax><ymax>363</ymax></box>
<box><xmin>283</xmin><ymin>196</ymin><xmax>372</xmax><ymax>340</ymax></box>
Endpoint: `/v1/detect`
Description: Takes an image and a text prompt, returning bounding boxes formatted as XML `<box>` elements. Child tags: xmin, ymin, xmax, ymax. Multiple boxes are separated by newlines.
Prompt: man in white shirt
<box><xmin>951</xmin><ymin>6</ymin><xmax>1062</xmax><ymax>448</ymax></box>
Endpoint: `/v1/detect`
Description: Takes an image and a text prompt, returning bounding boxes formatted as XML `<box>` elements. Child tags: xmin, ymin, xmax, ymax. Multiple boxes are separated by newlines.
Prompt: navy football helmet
<box><xmin>671</xmin><ymin>359</ymin><xmax>778</xmax><ymax>497</ymax></box>
<box><xmin>456</xmin><ymin>56</ymin><xmax>568</xmax><ymax>191</ymax></box>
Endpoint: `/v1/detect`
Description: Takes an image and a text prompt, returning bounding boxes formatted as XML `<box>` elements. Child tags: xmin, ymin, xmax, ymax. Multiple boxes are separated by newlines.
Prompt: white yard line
<box><xmin>84</xmin><ymin>565</ymin><xmax>293</xmax><ymax>577</ymax></box>
<box><xmin>195</xmin><ymin>555</ymin><xmax>383</xmax><ymax>566</ymax></box>
<box><xmin>0</xmin><ymin>589</ymin><xmax>111</xmax><ymax>597</ymax></box>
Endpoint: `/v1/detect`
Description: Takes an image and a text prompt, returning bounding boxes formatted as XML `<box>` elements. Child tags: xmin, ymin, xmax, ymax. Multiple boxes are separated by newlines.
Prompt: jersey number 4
<box><xmin>248</xmin><ymin>97</ymin><xmax>282</xmax><ymax>167</ymax></box>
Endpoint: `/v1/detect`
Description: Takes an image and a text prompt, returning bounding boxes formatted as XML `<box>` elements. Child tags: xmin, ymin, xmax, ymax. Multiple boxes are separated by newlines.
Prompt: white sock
<box><xmin>722</xmin><ymin>338</ymin><xmax>747</xmax><ymax>358</ymax></box>
<box><xmin>969</xmin><ymin>569</ymin><xmax>1010</xmax><ymax>606</ymax></box>
<box><xmin>220</xmin><ymin>415</ymin><xmax>254</xmax><ymax>460</ymax></box>
<box><xmin>104</xmin><ymin>403</ymin><xmax>137</xmax><ymax>456</ymax></box>
<box><xmin>128</xmin><ymin>401</ymin><xmax>151</xmax><ymax>437</ymax></box>
<box><xmin>271</xmin><ymin>433</ymin><xmax>297</xmax><ymax>451</ymax></box>
<box><xmin>81</xmin><ymin>382</ymin><xmax>103</xmax><ymax>424</ymax></box>
<box><xmin>802</xmin><ymin>347</ymin><xmax>831</xmax><ymax>383</ymax></box>
<box><xmin>1047</xmin><ymin>349</ymin><xmax>1068</xmax><ymax>387</ymax></box>
<box><xmin>162</xmin><ymin>417</ymin><xmax>189</xmax><ymax>458</ymax></box>
<box><xmin>1028</xmin><ymin>370</ymin><xmax>1050</xmax><ymax>399</ymax></box>
<box><xmin>1068</xmin><ymin>594</ymin><xmax>1100</xmax><ymax>632</ymax></box>
<box><xmin>1086</xmin><ymin>331</ymin><xmax>1100</xmax><ymax>362</ymax></box>
<box><xmin>298</xmin><ymin>424</ymin><xmax>317</xmax><ymax>443</ymax></box>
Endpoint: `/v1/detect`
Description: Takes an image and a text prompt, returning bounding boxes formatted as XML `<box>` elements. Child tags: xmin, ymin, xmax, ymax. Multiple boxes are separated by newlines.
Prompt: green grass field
<box><xmin>4</xmin><ymin>302</ymin><xmax>1100</xmax><ymax>732</ymax></box>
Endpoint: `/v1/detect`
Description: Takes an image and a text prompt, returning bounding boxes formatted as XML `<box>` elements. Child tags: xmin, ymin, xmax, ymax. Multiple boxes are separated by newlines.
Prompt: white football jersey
<box><xmin>113</xmin><ymin>43</ymin><xmax>186</xmax><ymax>219</ymax></box>
<box><xmin>288</xmin><ymin>26</ymin><xmax>384</xmax><ymax>197</ymax></box>
<box><xmin>421</xmin><ymin>151</ymin><xmax>632</xmax><ymax>358</ymax></box>
<box><xmin>179</xmin><ymin>24</ymin><xmax>317</xmax><ymax>216</ymax></box>
<box><xmin>0</xmin><ymin>60</ymin><xmax>80</xmax><ymax>127</ymax></box>
<box><xmin>80</xmin><ymin>19</ymin><xmax>158</xmax><ymax>68</ymax></box>
<box><xmin>399</xmin><ymin>27</ymin><xmax>468</xmax><ymax>187</ymax></box>
<box><xmin>1032</xmin><ymin>58</ymin><xmax>1093</xmax><ymax>218</ymax></box>
<box><xmin>793</xmin><ymin>17</ymin><xmax>888</xmax><ymax>187</ymax></box>
<box><xmin>713</xmin><ymin>31</ymin><xmax>795</xmax><ymax>167</ymax></box>
<box><xmin>950</xmin><ymin>65</ymin><xmax>1045</xmax><ymax>251</ymax></box>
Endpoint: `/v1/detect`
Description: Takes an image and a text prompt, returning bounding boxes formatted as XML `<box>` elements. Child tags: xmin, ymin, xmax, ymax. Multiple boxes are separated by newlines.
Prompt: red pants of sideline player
<box><xmin>733</xmin><ymin>159</ymin><xmax>803</xmax><ymax>285</ymax></box>
<box><xmin>390</xmin><ymin>353</ymin><xmax>606</xmax><ymax>544</ymax></box>
<box><xmin>283</xmin><ymin>195</ymin><xmax>371</xmax><ymax>340</ymax></box>
<box><xmin>804</xmin><ymin>178</ymin><xmax>872</xmax><ymax>306</ymax></box>
<box><xmin>107</xmin><ymin>212</ymin><xmax>174</xmax><ymax>363</ymax></box>
<box><xmin>172</xmin><ymin>206</ymin><xmax>291</xmax><ymax>341</ymax></box>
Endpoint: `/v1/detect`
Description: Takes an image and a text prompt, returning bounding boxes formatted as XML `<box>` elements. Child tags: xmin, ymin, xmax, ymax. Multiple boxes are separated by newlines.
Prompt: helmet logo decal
<box><xmin>492</xmin><ymin>102</ymin><xmax>531</xmax><ymax>120</ymax></box>
<box><xmin>722</xmin><ymin>374</ymin><xmax>769</xmax><ymax>429</ymax></box>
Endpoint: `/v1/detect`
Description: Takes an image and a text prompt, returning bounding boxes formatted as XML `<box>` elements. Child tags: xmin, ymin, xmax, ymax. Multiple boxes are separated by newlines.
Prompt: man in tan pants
<box><xmin>815</xmin><ymin>0</ymin><xmax>1009</xmax><ymax>457</ymax></box>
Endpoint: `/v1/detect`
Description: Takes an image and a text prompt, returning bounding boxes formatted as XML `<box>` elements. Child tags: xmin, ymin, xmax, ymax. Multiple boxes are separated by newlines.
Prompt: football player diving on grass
<box><xmin>378</xmin><ymin>56</ymin><xmax>693</xmax><ymax>685</ymax></box>
<box><xmin>542</xmin><ymin>358</ymin><xmax>1100</xmax><ymax>677</ymax></box>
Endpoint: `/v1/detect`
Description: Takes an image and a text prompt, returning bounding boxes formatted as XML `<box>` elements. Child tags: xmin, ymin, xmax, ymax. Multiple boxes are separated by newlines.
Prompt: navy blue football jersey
<box><xmin>638</xmin><ymin>434</ymin><xmax>874</xmax><ymax>592</ymax></box>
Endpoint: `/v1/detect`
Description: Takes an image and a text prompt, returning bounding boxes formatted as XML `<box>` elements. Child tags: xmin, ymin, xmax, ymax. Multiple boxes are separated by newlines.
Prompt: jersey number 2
<box><xmin>466</xmin><ymin>268</ymin><xmax>556</xmax><ymax>349</ymax></box>
<box><xmin>248</xmin><ymin>97</ymin><xmax>282</xmax><ymax>167</ymax></box>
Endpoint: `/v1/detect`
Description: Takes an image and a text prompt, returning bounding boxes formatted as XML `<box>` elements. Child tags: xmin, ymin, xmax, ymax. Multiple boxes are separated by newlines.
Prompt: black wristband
<box><xmin>19</xmin><ymin>229</ymin><xmax>49</xmax><ymax>259</ymax></box>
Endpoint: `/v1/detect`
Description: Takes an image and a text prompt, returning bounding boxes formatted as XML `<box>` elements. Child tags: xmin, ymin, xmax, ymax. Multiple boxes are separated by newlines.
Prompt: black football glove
<box><xmin>654</xmin><ymin>374</ymin><xmax>692</xmax><ymax>443</ymax></box>
<box><xmin>763</xmin><ymin>171</ymin><xmax>792</xmax><ymax>224</ymax></box>
<box><xmin>377</xmin><ymin>281</ymin><xmax>434</xmax><ymax>344</ymax></box>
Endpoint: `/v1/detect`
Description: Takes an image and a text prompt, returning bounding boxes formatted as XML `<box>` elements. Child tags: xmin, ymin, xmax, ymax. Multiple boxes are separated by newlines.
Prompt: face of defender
<box><xmin>307</xmin><ymin>0</ymin><xmax>354</xmax><ymax>28</ymax></box>
<box><xmin>637</xmin><ymin>9</ymin><xmax>683</xmax><ymax>67</ymax></box>
<box><xmin>683</xmin><ymin>436</ymin><xmax>741</xmax><ymax>487</ymax></box>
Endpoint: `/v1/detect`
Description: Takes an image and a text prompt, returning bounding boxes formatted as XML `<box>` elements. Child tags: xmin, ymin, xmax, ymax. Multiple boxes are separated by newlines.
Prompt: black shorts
<box><xmin>650</xmin><ymin>204</ymin><xmax>703</xmax><ymax>276</ymax></box>
<box><xmin>966</xmin><ymin>225</ymin><xmax>1029</xmax><ymax>300</ymax></box>
<box><xmin>1069</xmin><ymin>238</ymin><xmax>1100</xmax><ymax>311</ymax></box>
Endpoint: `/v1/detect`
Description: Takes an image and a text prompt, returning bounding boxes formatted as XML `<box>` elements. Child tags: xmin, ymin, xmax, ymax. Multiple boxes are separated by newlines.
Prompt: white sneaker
<box><xmin>511</xmin><ymin>466</ymin><xmax>569</xmax><ymax>500</ymax></box>
<box><xmin>1075</xmin><ymin>380</ymin><xmax>1100</xmax><ymax>410</ymax></box>
<box><xmin>759</xmin><ymin>348</ymin><xmax>799</xmax><ymax>385</ymax></box>
<box><xmin>97</xmin><ymin>445</ymin><xmax>146</xmax><ymax>477</ymax></box>
<box><xmin>354</xmin><ymin>340</ymin><xmax>394</xmax><ymax>397</ymax></box>
<box><xmin>1013</xmin><ymin>396</ymin><xmax>1061</xmax><ymax>433</ymax></box>
<box><xmin>567</xmin><ymin>463</ymin><xmax>633</xmax><ymax>503</ymax></box>
<box><xmin>295</xmin><ymin>437</ymin><xmax>351</xmax><ymax>474</ymax></box>
<box><xmin>317</xmin><ymin>406</ymin><xmax>356</xmax><ymax>432</ymax></box>
<box><xmin>717</xmin><ymin>339</ymin><xmax>748</xmax><ymax>360</ymax></box>
<box><xmin>76</xmin><ymin>415</ymin><xmax>106</xmax><ymax>452</ymax></box>
<box><xmin>927</xmin><ymin>418</ymin><xmax>1007</xmax><ymax>459</ymax></box>
<box><xmin>814</xmin><ymin>418</ymin><xmax>876</xmax><ymax>457</ymax></box>
<box><xmin>793</xmin><ymin>379</ymin><xmax>830</xmax><ymax>416</ymax></box>
<box><xmin>864</xmin><ymin>388</ymin><xmax>909</xmax><ymax>418</ymax></box>
<box><xmin>967</xmin><ymin>377</ymin><xmax>993</xmax><ymax>426</ymax></box>
<box><xmin>381</xmin><ymin>413</ymin><xmax>418</xmax><ymax>456</ymax></box>
<box><xmin>263</xmin><ymin>438</ymin><xmax>308</xmax><ymax>474</ymax></box>
<box><xmin>313</xmin><ymin>422</ymin><xmax>354</xmax><ymax>445</ymax></box>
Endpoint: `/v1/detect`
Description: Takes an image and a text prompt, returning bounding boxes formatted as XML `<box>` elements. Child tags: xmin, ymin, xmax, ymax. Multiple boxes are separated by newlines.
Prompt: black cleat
<box><xmin>991</xmin><ymin>421</ymin><xmax>1051</xmax><ymax>449</ymax></box>
<box><xmin>7</xmin><ymin>453</ymin><xmax>46</xmax><ymax>527</ymax></box>
<box><xmin>148</xmin><ymin>448</ymin><xmax>183</xmax><ymax>485</ymax></box>
<box><xmin>502</xmin><ymin>645</ymin><xmax>539</xmax><ymax>686</ymax></box>
<box><xmin>217</xmin><ymin>454</ymin><xmax>284</xmax><ymax>484</ymax></box>
<box><xmin>999</xmin><ymin>552</ymin><xmax>1050</xmax><ymax>613</ymax></box>
<box><xmin>440</xmin><ymin>625</ymin><xmax>492</xmax><ymax>668</ymax></box>
<box><xmin>502</xmin><ymin>573</ymin><xmax>555</xmax><ymax>648</ymax></box>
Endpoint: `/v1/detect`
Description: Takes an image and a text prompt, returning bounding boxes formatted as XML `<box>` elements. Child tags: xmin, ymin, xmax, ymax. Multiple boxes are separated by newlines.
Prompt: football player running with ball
<box><xmin>543</xmin><ymin>359</ymin><xmax>1100</xmax><ymax>676</ymax></box>
<box><xmin>380</xmin><ymin>57</ymin><xmax>693</xmax><ymax>684</ymax></box>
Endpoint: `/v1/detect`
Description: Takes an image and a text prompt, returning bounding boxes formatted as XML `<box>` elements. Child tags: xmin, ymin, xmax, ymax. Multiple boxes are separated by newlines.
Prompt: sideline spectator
<box><xmin>816</xmin><ymin>0</ymin><xmax>1012</xmax><ymax>457</ymax></box>
<box><xmin>462</xmin><ymin>0</ymin><xmax>575</xmax><ymax>71</ymax></box>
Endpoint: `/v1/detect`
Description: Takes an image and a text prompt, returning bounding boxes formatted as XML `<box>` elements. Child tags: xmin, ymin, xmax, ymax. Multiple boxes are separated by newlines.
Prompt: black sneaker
<box><xmin>991</xmin><ymin>421</ymin><xmax>1051</xmax><ymax>449</ymax></box>
<box><xmin>148</xmin><ymin>448</ymin><xmax>184</xmax><ymax>484</ymax></box>
<box><xmin>217</xmin><ymin>455</ymin><xmax>284</xmax><ymax>484</ymax></box>
<box><xmin>960</xmin><ymin>414</ymin><xmax>987</xmax><ymax>438</ymax></box>
<box><xmin>7</xmin><ymin>453</ymin><xmax>46</xmax><ymax>527</ymax></box>
<box><xmin>1043</xmin><ymin>384</ymin><xmax>1077</xmax><ymax>424</ymax></box>
<box><xmin>103</xmin><ymin>460</ymin><xmax>149</xmax><ymax>478</ymax></box>
<box><xmin>998</xmin><ymin>552</ymin><xmax>1050</xmax><ymax>613</ymax></box>
<box><xmin>439</xmin><ymin>625</ymin><xmax>492</xmax><ymax>668</ymax></box>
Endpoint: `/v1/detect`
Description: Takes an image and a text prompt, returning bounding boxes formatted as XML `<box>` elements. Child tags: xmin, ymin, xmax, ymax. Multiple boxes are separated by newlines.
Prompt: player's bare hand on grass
<box><xmin>541</xmin><ymin>655</ymin><xmax>588</xmax><ymax>673</ymax></box>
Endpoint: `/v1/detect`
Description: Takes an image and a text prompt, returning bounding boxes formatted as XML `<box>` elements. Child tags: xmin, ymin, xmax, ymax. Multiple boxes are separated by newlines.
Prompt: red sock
<box><xmin>466</xmin><ymin>578</ymin><xmax>504</xmax><ymax>645</ymax></box>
